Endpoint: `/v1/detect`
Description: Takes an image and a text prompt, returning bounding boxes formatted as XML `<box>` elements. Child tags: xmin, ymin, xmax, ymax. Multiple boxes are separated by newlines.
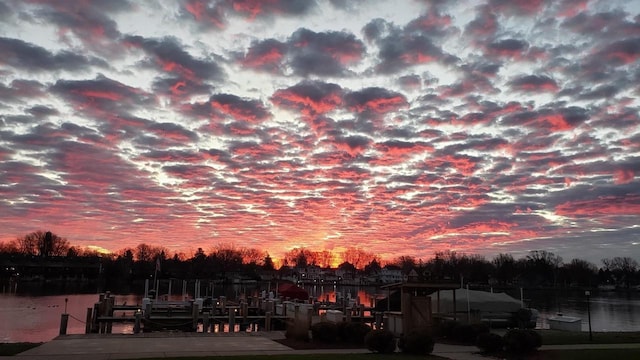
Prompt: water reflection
<box><xmin>520</xmin><ymin>289</ymin><xmax>640</xmax><ymax>332</ymax></box>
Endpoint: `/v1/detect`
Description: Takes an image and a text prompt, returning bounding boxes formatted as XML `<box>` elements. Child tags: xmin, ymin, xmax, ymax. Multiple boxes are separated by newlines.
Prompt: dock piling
<box><xmin>134</xmin><ymin>310</ymin><xmax>142</xmax><ymax>334</ymax></box>
<box><xmin>85</xmin><ymin>307</ymin><xmax>92</xmax><ymax>334</ymax></box>
<box><xmin>59</xmin><ymin>313</ymin><xmax>69</xmax><ymax>335</ymax></box>
<box><xmin>203</xmin><ymin>312</ymin><xmax>210</xmax><ymax>333</ymax></box>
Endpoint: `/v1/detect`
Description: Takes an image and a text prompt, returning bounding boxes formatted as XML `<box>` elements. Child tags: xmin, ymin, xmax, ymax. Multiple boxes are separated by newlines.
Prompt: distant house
<box><xmin>378</xmin><ymin>267</ymin><xmax>404</xmax><ymax>284</ymax></box>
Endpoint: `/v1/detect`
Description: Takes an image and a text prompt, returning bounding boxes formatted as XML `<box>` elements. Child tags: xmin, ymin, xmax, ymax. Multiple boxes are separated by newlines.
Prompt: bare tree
<box><xmin>342</xmin><ymin>247</ymin><xmax>375</xmax><ymax>270</ymax></box>
<box><xmin>14</xmin><ymin>230</ymin><xmax>70</xmax><ymax>256</ymax></box>
<box><xmin>602</xmin><ymin>257</ymin><xmax>638</xmax><ymax>289</ymax></box>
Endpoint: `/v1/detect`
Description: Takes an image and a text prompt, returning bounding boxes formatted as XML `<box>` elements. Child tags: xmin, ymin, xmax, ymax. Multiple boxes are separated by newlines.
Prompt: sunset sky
<box><xmin>1</xmin><ymin>0</ymin><xmax>639</xmax><ymax>264</ymax></box>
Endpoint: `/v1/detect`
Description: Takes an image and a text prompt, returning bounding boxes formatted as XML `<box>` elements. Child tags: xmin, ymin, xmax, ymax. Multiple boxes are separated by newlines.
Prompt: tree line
<box><xmin>1</xmin><ymin>231</ymin><xmax>639</xmax><ymax>289</ymax></box>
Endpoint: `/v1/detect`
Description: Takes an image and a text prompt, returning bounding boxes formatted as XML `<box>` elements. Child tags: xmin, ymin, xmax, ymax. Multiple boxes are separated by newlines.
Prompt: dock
<box><xmin>62</xmin><ymin>289</ymin><xmax>379</xmax><ymax>336</ymax></box>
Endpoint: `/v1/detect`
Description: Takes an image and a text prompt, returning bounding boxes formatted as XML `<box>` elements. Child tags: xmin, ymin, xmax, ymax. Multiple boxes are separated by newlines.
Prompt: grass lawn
<box><xmin>522</xmin><ymin>348</ymin><xmax>640</xmax><ymax>360</ymax></box>
<box><xmin>0</xmin><ymin>342</ymin><xmax>42</xmax><ymax>356</ymax></box>
<box><xmin>538</xmin><ymin>329</ymin><xmax>640</xmax><ymax>345</ymax></box>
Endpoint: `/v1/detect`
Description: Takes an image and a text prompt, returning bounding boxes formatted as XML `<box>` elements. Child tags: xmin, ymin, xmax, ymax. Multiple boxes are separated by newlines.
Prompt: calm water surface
<box><xmin>2</xmin><ymin>287</ymin><xmax>639</xmax><ymax>342</ymax></box>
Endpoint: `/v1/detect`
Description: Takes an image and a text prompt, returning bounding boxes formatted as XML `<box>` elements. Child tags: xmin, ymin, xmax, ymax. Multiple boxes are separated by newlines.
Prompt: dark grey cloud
<box><xmin>363</xmin><ymin>18</ymin><xmax>457</xmax><ymax>73</ymax></box>
<box><xmin>124</xmin><ymin>35</ymin><xmax>225</xmax><ymax>81</ymax></box>
<box><xmin>509</xmin><ymin>75</ymin><xmax>558</xmax><ymax>92</ymax></box>
<box><xmin>50</xmin><ymin>75</ymin><xmax>156</xmax><ymax>115</ymax></box>
<box><xmin>0</xmin><ymin>37</ymin><xmax>107</xmax><ymax>72</ymax></box>
<box><xmin>286</xmin><ymin>28</ymin><xmax>364</xmax><ymax>77</ymax></box>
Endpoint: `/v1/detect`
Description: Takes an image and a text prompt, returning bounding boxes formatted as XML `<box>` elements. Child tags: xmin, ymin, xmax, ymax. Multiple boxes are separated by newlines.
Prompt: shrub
<box><xmin>525</xmin><ymin>329</ymin><xmax>542</xmax><ymax>348</ymax></box>
<box><xmin>342</xmin><ymin>322</ymin><xmax>372</xmax><ymax>344</ymax></box>
<box><xmin>515</xmin><ymin>308</ymin><xmax>533</xmax><ymax>328</ymax></box>
<box><xmin>503</xmin><ymin>329</ymin><xmax>542</xmax><ymax>354</ymax></box>
<box><xmin>364</xmin><ymin>329</ymin><xmax>396</xmax><ymax>353</ymax></box>
<box><xmin>475</xmin><ymin>332</ymin><xmax>503</xmax><ymax>353</ymax></box>
<box><xmin>448</xmin><ymin>322</ymin><xmax>490</xmax><ymax>344</ymax></box>
<box><xmin>433</xmin><ymin>319</ymin><xmax>459</xmax><ymax>338</ymax></box>
<box><xmin>310</xmin><ymin>321</ymin><xmax>339</xmax><ymax>343</ymax></box>
<box><xmin>285</xmin><ymin>320</ymin><xmax>309</xmax><ymax>342</ymax></box>
<box><xmin>398</xmin><ymin>327</ymin><xmax>435</xmax><ymax>355</ymax></box>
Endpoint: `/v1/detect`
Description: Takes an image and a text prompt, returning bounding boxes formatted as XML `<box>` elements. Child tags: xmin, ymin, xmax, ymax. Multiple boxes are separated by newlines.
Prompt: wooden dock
<box><xmin>72</xmin><ymin>292</ymin><xmax>380</xmax><ymax>336</ymax></box>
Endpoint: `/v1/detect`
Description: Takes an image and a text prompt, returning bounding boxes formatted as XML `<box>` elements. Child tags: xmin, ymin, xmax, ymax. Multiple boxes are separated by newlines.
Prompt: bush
<box><xmin>364</xmin><ymin>329</ymin><xmax>396</xmax><ymax>353</ymax></box>
<box><xmin>503</xmin><ymin>329</ymin><xmax>542</xmax><ymax>354</ymax></box>
<box><xmin>398</xmin><ymin>327</ymin><xmax>435</xmax><ymax>355</ymax></box>
<box><xmin>433</xmin><ymin>319</ymin><xmax>459</xmax><ymax>338</ymax></box>
<box><xmin>342</xmin><ymin>322</ymin><xmax>372</xmax><ymax>344</ymax></box>
<box><xmin>285</xmin><ymin>320</ymin><xmax>309</xmax><ymax>342</ymax></box>
<box><xmin>515</xmin><ymin>308</ymin><xmax>533</xmax><ymax>328</ymax></box>
<box><xmin>475</xmin><ymin>332</ymin><xmax>503</xmax><ymax>353</ymax></box>
<box><xmin>310</xmin><ymin>322</ymin><xmax>339</xmax><ymax>343</ymax></box>
<box><xmin>451</xmin><ymin>323</ymin><xmax>489</xmax><ymax>344</ymax></box>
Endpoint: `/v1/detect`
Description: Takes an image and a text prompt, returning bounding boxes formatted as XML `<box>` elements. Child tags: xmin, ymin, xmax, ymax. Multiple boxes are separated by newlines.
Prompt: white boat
<box><xmin>548</xmin><ymin>313</ymin><xmax>581</xmax><ymax>331</ymax></box>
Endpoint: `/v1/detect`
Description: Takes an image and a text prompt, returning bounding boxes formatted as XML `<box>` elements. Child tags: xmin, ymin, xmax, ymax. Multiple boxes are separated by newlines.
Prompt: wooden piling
<box><xmin>375</xmin><ymin>312</ymin><xmax>383</xmax><ymax>329</ymax></box>
<box><xmin>91</xmin><ymin>303</ymin><xmax>99</xmax><ymax>333</ymax></box>
<box><xmin>85</xmin><ymin>307</ymin><xmax>93</xmax><ymax>334</ymax></box>
<box><xmin>229</xmin><ymin>307</ymin><xmax>236</xmax><ymax>332</ymax></box>
<box><xmin>106</xmin><ymin>295</ymin><xmax>114</xmax><ymax>333</ymax></box>
<box><xmin>59</xmin><ymin>313</ymin><xmax>69</xmax><ymax>335</ymax></box>
<box><xmin>265</xmin><ymin>311</ymin><xmax>272</xmax><ymax>331</ymax></box>
<box><xmin>203</xmin><ymin>312</ymin><xmax>210</xmax><ymax>333</ymax></box>
<box><xmin>242</xmin><ymin>301</ymin><xmax>248</xmax><ymax>322</ymax></box>
<box><xmin>134</xmin><ymin>310</ymin><xmax>142</xmax><ymax>334</ymax></box>
<box><xmin>192</xmin><ymin>301</ymin><xmax>199</xmax><ymax>331</ymax></box>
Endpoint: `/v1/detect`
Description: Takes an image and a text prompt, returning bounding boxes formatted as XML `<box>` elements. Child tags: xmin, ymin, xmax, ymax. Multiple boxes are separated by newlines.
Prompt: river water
<box><xmin>2</xmin><ymin>287</ymin><xmax>639</xmax><ymax>342</ymax></box>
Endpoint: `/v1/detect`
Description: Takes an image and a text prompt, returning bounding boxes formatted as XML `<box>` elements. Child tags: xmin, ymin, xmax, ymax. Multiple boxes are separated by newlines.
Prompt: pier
<box><xmin>60</xmin><ymin>282</ymin><xmax>380</xmax><ymax>336</ymax></box>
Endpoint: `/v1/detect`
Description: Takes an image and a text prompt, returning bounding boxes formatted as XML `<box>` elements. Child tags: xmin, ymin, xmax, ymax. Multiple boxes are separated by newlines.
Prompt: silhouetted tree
<box><xmin>263</xmin><ymin>253</ymin><xmax>275</xmax><ymax>271</ymax></box>
<box><xmin>523</xmin><ymin>250</ymin><xmax>563</xmax><ymax>287</ymax></box>
<box><xmin>493</xmin><ymin>253</ymin><xmax>517</xmax><ymax>285</ymax></box>
<box><xmin>342</xmin><ymin>247</ymin><xmax>375</xmax><ymax>270</ymax></box>
<box><xmin>364</xmin><ymin>258</ymin><xmax>382</xmax><ymax>275</ymax></box>
<box><xmin>14</xmin><ymin>230</ymin><xmax>70</xmax><ymax>256</ymax></box>
<box><xmin>285</xmin><ymin>248</ymin><xmax>316</xmax><ymax>268</ymax></box>
<box><xmin>602</xmin><ymin>257</ymin><xmax>638</xmax><ymax>289</ymax></box>
<box><xmin>393</xmin><ymin>255</ymin><xmax>417</xmax><ymax>273</ymax></box>
<box><xmin>562</xmin><ymin>258</ymin><xmax>597</xmax><ymax>287</ymax></box>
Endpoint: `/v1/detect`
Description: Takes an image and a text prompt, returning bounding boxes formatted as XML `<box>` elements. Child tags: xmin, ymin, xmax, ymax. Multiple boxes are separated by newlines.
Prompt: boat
<box><xmin>548</xmin><ymin>313</ymin><xmax>581</xmax><ymax>331</ymax></box>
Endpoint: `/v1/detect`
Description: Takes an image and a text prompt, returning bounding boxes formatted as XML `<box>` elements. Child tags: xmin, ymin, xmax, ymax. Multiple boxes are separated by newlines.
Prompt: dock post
<box><xmin>294</xmin><ymin>304</ymin><xmax>299</xmax><ymax>322</ymax></box>
<box><xmin>145</xmin><ymin>301</ymin><xmax>152</xmax><ymax>320</ymax></box>
<box><xmin>375</xmin><ymin>312</ymin><xmax>382</xmax><ymax>330</ymax></box>
<box><xmin>192</xmin><ymin>301</ymin><xmax>199</xmax><ymax>331</ymax></box>
<box><xmin>203</xmin><ymin>312</ymin><xmax>210</xmax><ymax>333</ymax></box>
<box><xmin>134</xmin><ymin>310</ymin><xmax>142</xmax><ymax>334</ymax></box>
<box><xmin>266</xmin><ymin>300</ymin><xmax>274</xmax><ymax>316</ymax></box>
<box><xmin>59</xmin><ymin>313</ymin><xmax>69</xmax><ymax>335</ymax></box>
<box><xmin>106</xmin><ymin>295</ymin><xmax>114</xmax><ymax>334</ymax></box>
<box><xmin>98</xmin><ymin>299</ymin><xmax>106</xmax><ymax>333</ymax></box>
<box><xmin>85</xmin><ymin>307</ymin><xmax>93</xmax><ymax>334</ymax></box>
<box><xmin>91</xmin><ymin>303</ymin><xmax>100</xmax><ymax>333</ymax></box>
<box><xmin>242</xmin><ymin>301</ymin><xmax>248</xmax><ymax>322</ymax></box>
<box><xmin>229</xmin><ymin>307</ymin><xmax>236</xmax><ymax>332</ymax></box>
<box><xmin>265</xmin><ymin>311</ymin><xmax>272</xmax><ymax>331</ymax></box>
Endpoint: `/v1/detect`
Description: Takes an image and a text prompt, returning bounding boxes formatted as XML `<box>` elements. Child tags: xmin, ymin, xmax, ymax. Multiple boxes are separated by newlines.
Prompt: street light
<box><xmin>585</xmin><ymin>290</ymin><xmax>592</xmax><ymax>341</ymax></box>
